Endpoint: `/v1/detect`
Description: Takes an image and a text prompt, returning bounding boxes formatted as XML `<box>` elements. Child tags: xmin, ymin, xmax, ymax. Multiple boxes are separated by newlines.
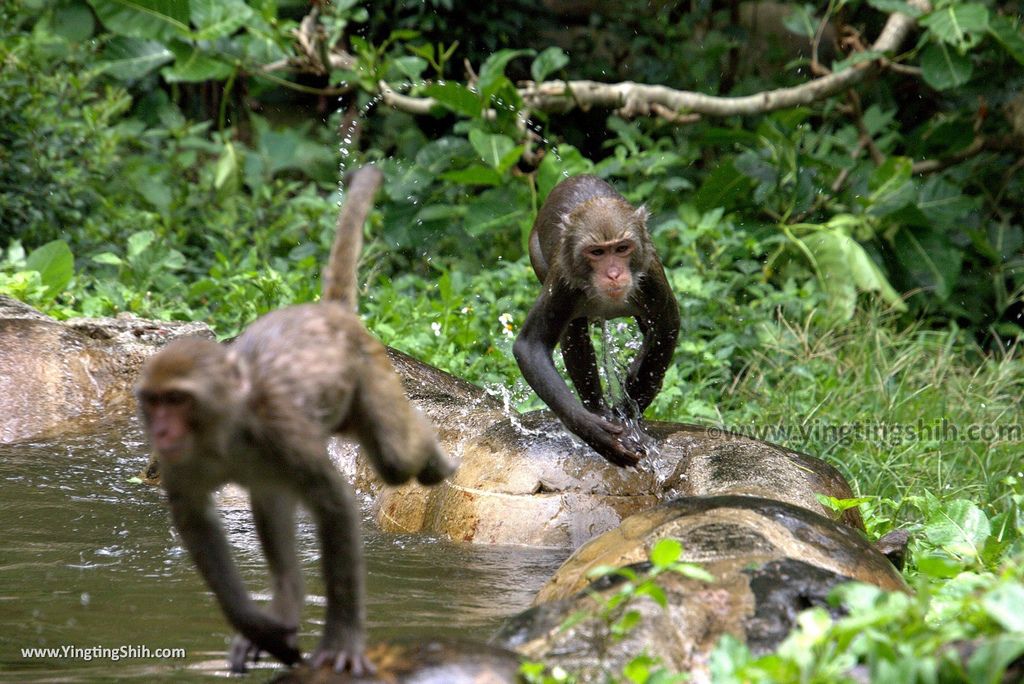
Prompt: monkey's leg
<box><xmin>303</xmin><ymin>465</ymin><xmax>374</xmax><ymax>675</ymax></box>
<box><xmin>167</xmin><ymin>491</ymin><xmax>301</xmax><ymax>670</ymax></box>
<box><xmin>228</xmin><ymin>491</ymin><xmax>304</xmax><ymax>672</ymax></box>
<box><xmin>349</xmin><ymin>340</ymin><xmax>452</xmax><ymax>486</ymax></box>
<box><xmin>561</xmin><ymin>317</ymin><xmax>605</xmax><ymax>412</ymax></box>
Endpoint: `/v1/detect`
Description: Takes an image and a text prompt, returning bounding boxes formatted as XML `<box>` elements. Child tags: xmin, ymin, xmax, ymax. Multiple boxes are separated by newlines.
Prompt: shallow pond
<box><xmin>0</xmin><ymin>419</ymin><xmax>569</xmax><ymax>681</ymax></box>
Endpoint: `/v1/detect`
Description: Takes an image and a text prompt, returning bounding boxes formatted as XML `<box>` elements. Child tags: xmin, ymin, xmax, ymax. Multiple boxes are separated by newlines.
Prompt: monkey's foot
<box><xmin>310</xmin><ymin>645</ymin><xmax>376</xmax><ymax>675</ymax></box>
<box><xmin>229</xmin><ymin>628</ymin><xmax>301</xmax><ymax>673</ymax></box>
<box><xmin>416</xmin><ymin>448</ymin><xmax>457</xmax><ymax>486</ymax></box>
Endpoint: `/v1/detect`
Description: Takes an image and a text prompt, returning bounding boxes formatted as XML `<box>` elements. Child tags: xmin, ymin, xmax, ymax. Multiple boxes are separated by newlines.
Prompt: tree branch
<box><xmin>376</xmin><ymin>0</ymin><xmax>931</xmax><ymax>122</ymax></box>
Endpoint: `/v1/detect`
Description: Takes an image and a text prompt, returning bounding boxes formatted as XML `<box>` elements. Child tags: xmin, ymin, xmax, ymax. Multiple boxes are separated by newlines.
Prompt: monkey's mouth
<box><xmin>156</xmin><ymin>443</ymin><xmax>186</xmax><ymax>464</ymax></box>
<box><xmin>605</xmin><ymin>287</ymin><xmax>628</xmax><ymax>300</ymax></box>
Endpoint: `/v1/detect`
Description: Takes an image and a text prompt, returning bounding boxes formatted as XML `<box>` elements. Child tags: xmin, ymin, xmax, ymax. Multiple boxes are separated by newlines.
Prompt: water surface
<box><xmin>0</xmin><ymin>420</ymin><xmax>568</xmax><ymax>680</ymax></box>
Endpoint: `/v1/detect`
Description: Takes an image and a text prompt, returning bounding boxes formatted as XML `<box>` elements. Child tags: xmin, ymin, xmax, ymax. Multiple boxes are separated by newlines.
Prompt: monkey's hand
<box><xmin>310</xmin><ymin>641</ymin><xmax>376</xmax><ymax>675</ymax></box>
<box><xmin>571</xmin><ymin>413</ymin><xmax>643</xmax><ymax>467</ymax></box>
<box><xmin>228</xmin><ymin>617</ymin><xmax>300</xmax><ymax>673</ymax></box>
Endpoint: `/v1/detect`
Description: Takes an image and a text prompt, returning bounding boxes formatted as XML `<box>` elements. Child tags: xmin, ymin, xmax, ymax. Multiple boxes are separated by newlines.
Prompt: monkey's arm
<box><xmin>514</xmin><ymin>281</ymin><xmax>641</xmax><ymax>467</ymax></box>
<box><xmin>628</xmin><ymin>268</ymin><xmax>680</xmax><ymax>413</ymax></box>
<box><xmin>561</xmin><ymin>317</ymin><xmax>604</xmax><ymax>412</ymax></box>
<box><xmin>167</xmin><ymin>491</ymin><xmax>301</xmax><ymax>669</ymax></box>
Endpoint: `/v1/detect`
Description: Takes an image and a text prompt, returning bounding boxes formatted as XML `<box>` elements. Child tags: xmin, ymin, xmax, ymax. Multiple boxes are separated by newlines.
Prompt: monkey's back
<box><xmin>232</xmin><ymin>302</ymin><xmax>368</xmax><ymax>433</ymax></box>
<box><xmin>530</xmin><ymin>175</ymin><xmax>623</xmax><ymax>281</ymax></box>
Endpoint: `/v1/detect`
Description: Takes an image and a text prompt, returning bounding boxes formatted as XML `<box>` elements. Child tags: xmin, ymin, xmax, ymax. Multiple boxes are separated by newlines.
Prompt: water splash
<box><xmin>595</xmin><ymin>320</ymin><xmax>659</xmax><ymax>458</ymax></box>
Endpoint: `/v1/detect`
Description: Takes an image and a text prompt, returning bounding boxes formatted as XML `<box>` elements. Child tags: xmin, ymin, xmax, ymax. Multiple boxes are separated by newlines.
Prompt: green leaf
<box><xmin>99</xmin><ymin>36</ymin><xmax>174</xmax><ymax>80</ymax></box>
<box><xmin>464</xmin><ymin>184</ymin><xmax>531</xmax><ymax>236</ymax></box>
<box><xmin>26</xmin><ymin>241</ymin><xmax>74</xmax><ymax>296</ymax></box>
<box><xmin>916</xmin><ymin>552</ymin><xmax>962</xmax><ymax>578</ymax></box>
<box><xmin>982</xmin><ymin>584</ymin><xmax>1024</xmax><ymax>632</ymax></box>
<box><xmin>478</xmin><ymin>48</ymin><xmax>533</xmax><ymax>101</ymax></box>
<box><xmin>611</xmin><ymin>609</ymin><xmax>642</xmax><ymax>637</ymax></box>
<box><xmin>88</xmin><ymin>0</ymin><xmax>189</xmax><ymax>41</ymax></box>
<box><xmin>923</xmin><ymin>499</ymin><xmax>991</xmax><ymax>558</ymax></box>
<box><xmin>92</xmin><ymin>253</ymin><xmax>124</xmax><ymax>266</ymax></box>
<box><xmin>392</xmin><ymin>55</ymin><xmax>428</xmax><ymax>82</ymax></box>
<box><xmin>920</xmin><ymin>4</ymin><xmax>990</xmax><ymax>51</ymax></box>
<box><xmin>214</xmin><ymin>141</ymin><xmax>238</xmax><ymax>189</ymax></box>
<box><xmin>423</xmin><ymin>81</ymin><xmax>481</xmax><ymax>118</ymax></box>
<box><xmin>920</xmin><ymin>42</ymin><xmax>974</xmax><ymax>90</ymax></box>
<box><xmin>190</xmin><ymin>0</ymin><xmax>254</xmax><ymax>40</ymax></box>
<box><xmin>649</xmin><ymin>538</ymin><xmax>682</xmax><ymax>568</ymax></box>
<box><xmin>967</xmin><ymin>635</ymin><xmax>1024</xmax><ymax>683</ymax></box>
<box><xmin>53</xmin><ymin>2</ymin><xmax>97</xmax><ymax>42</ymax></box>
<box><xmin>917</xmin><ymin>176</ymin><xmax>979</xmax><ymax>232</ymax></box>
<box><xmin>537</xmin><ymin>145</ymin><xmax>593</xmax><ymax>198</ymax></box>
<box><xmin>866</xmin><ymin>1</ymin><xmax>924</xmax><ymax>18</ymax></box>
<box><xmin>890</xmin><ymin>225</ymin><xmax>962</xmax><ymax>300</ymax></box>
<box><xmin>440</xmin><ymin>165</ymin><xmax>503</xmax><ymax>187</ymax></box>
<box><xmin>531</xmin><ymin>46</ymin><xmax>569</xmax><ymax>82</ymax></box>
<box><xmin>127</xmin><ymin>230</ymin><xmax>156</xmax><ymax>259</ymax></box>
<box><xmin>162</xmin><ymin>42</ymin><xmax>235</xmax><ymax>83</ymax></box>
<box><xmin>469</xmin><ymin>130</ymin><xmax>516</xmax><ymax>169</ymax></box>
<box><xmin>803</xmin><ymin>229</ymin><xmax>906</xmax><ymax>321</ymax></box>
<box><xmin>634</xmin><ymin>582</ymin><xmax>668</xmax><ymax>608</ymax></box>
<box><xmin>694</xmin><ymin>161</ymin><xmax>755</xmax><ymax>213</ymax></box>
<box><xmin>867</xmin><ymin>156</ymin><xmax>914</xmax><ymax>216</ymax></box>
<box><xmin>816</xmin><ymin>494</ymin><xmax>874</xmax><ymax>513</ymax></box>
<box><xmin>989</xmin><ymin>15</ymin><xmax>1024</xmax><ymax>66</ymax></box>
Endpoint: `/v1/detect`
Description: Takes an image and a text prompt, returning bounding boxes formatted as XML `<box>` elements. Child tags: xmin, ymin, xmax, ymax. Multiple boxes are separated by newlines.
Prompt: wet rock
<box><xmin>268</xmin><ymin>638</ymin><xmax>521</xmax><ymax>683</ymax></box>
<box><xmin>493</xmin><ymin>495</ymin><xmax>907</xmax><ymax>682</ymax></box>
<box><xmin>369</xmin><ymin>407</ymin><xmax>864</xmax><ymax>548</ymax></box>
<box><xmin>0</xmin><ymin>296</ymin><xmax>213</xmax><ymax>444</ymax></box>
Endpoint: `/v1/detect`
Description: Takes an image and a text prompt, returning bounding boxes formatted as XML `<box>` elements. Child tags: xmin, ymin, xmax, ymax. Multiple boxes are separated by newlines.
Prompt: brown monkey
<box><xmin>135</xmin><ymin>166</ymin><xmax>453</xmax><ymax>674</ymax></box>
<box><xmin>513</xmin><ymin>174</ymin><xmax>680</xmax><ymax>467</ymax></box>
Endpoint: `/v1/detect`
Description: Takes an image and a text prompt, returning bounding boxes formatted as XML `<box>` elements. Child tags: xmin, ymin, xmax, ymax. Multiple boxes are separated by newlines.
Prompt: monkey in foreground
<box><xmin>135</xmin><ymin>166</ymin><xmax>453</xmax><ymax>674</ymax></box>
<box><xmin>513</xmin><ymin>174</ymin><xmax>680</xmax><ymax>467</ymax></box>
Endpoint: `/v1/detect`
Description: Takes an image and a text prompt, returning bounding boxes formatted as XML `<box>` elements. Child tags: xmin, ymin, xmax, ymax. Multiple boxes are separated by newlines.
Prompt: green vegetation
<box><xmin>2</xmin><ymin>0</ymin><xmax>1022</xmax><ymax>680</ymax></box>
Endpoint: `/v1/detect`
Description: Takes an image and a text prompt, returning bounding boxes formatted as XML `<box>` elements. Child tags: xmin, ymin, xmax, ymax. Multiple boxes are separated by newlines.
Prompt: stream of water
<box><xmin>0</xmin><ymin>419</ymin><xmax>568</xmax><ymax>681</ymax></box>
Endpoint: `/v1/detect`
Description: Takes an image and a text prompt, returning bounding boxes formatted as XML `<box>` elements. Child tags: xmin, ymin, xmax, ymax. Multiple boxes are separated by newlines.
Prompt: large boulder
<box><xmin>494</xmin><ymin>495</ymin><xmax>908</xmax><ymax>682</ymax></box>
<box><xmin>367</xmin><ymin>407</ymin><xmax>864</xmax><ymax>548</ymax></box>
<box><xmin>0</xmin><ymin>296</ymin><xmax>212</xmax><ymax>444</ymax></box>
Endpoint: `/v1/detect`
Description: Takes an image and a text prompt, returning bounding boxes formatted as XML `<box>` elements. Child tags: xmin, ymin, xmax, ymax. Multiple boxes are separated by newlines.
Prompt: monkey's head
<box><xmin>136</xmin><ymin>337</ymin><xmax>247</xmax><ymax>465</ymax></box>
<box><xmin>559</xmin><ymin>197</ymin><xmax>652</xmax><ymax>302</ymax></box>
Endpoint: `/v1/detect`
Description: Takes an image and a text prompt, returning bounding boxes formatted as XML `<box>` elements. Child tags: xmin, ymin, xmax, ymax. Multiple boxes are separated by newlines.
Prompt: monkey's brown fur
<box><xmin>136</xmin><ymin>166</ymin><xmax>453</xmax><ymax>674</ymax></box>
<box><xmin>515</xmin><ymin>174</ymin><xmax>680</xmax><ymax>467</ymax></box>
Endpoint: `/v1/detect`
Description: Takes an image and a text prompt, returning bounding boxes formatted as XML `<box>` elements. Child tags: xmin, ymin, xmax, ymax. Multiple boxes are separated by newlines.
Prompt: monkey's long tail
<box><xmin>322</xmin><ymin>165</ymin><xmax>384</xmax><ymax>309</ymax></box>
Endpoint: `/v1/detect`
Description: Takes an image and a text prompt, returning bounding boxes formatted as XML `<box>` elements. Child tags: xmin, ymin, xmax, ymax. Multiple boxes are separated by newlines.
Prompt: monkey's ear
<box><xmin>633</xmin><ymin>205</ymin><xmax>650</xmax><ymax>225</ymax></box>
<box><xmin>225</xmin><ymin>350</ymin><xmax>252</xmax><ymax>397</ymax></box>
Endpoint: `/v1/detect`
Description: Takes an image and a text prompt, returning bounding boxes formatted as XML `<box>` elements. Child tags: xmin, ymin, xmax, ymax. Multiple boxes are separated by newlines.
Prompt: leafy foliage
<box><xmin>2</xmin><ymin>2</ymin><xmax>1023</xmax><ymax>679</ymax></box>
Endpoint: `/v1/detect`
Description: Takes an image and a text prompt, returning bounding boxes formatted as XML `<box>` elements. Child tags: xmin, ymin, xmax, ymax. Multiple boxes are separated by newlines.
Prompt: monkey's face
<box><xmin>136</xmin><ymin>337</ymin><xmax>237</xmax><ymax>466</ymax></box>
<box><xmin>584</xmin><ymin>238</ymin><xmax>636</xmax><ymax>301</ymax></box>
<box><xmin>138</xmin><ymin>390</ymin><xmax>196</xmax><ymax>463</ymax></box>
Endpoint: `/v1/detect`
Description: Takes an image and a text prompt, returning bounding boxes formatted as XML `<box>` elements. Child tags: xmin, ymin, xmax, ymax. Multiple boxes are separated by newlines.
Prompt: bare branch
<box><xmin>376</xmin><ymin>0</ymin><xmax>930</xmax><ymax>123</ymax></box>
<box><xmin>912</xmin><ymin>136</ymin><xmax>1024</xmax><ymax>175</ymax></box>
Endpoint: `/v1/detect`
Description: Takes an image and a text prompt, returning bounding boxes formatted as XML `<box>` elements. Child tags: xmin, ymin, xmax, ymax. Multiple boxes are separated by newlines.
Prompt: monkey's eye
<box><xmin>615</xmin><ymin>243</ymin><xmax>632</xmax><ymax>254</ymax></box>
<box><xmin>587</xmin><ymin>248</ymin><xmax>606</xmax><ymax>258</ymax></box>
<box><xmin>163</xmin><ymin>391</ymin><xmax>190</xmax><ymax>406</ymax></box>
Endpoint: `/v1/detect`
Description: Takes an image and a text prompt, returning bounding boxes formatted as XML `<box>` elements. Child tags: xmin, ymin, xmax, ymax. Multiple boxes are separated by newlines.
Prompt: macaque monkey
<box><xmin>135</xmin><ymin>166</ymin><xmax>453</xmax><ymax>674</ymax></box>
<box><xmin>513</xmin><ymin>175</ymin><xmax>680</xmax><ymax>467</ymax></box>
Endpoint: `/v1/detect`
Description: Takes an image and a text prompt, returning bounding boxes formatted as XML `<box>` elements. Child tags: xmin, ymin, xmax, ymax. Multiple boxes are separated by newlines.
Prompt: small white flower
<box><xmin>431</xmin><ymin>322</ymin><xmax>442</xmax><ymax>336</ymax></box>
<box><xmin>498</xmin><ymin>313</ymin><xmax>515</xmax><ymax>338</ymax></box>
